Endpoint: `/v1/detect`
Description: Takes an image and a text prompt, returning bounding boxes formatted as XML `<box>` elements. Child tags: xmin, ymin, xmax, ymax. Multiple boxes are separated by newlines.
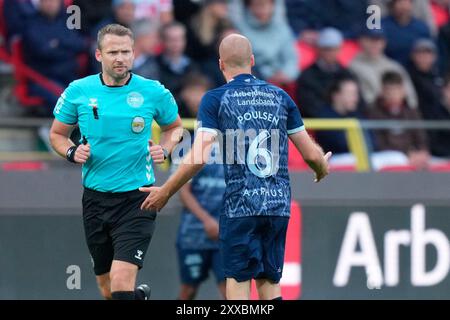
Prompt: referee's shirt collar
<box><xmin>99</xmin><ymin>72</ymin><xmax>133</xmax><ymax>87</ymax></box>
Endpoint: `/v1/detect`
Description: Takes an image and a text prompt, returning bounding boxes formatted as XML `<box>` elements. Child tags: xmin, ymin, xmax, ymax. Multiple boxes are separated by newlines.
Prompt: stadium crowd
<box><xmin>1</xmin><ymin>0</ymin><xmax>450</xmax><ymax>168</ymax></box>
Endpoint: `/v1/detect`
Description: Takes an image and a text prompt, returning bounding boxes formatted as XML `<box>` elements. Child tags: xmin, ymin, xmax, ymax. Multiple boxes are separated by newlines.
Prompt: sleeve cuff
<box><xmin>288</xmin><ymin>125</ymin><xmax>305</xmax><ymax>135</ymax></box>
<box><xmin>157</xmin><ymin>112</ymin><xmax>178</xmax><ymax>127</ymax></box>
<box><xmin>197</xmin><ymin>127</ymin><xmax>219</xmax><ymax>135</ymax></box>
<box><xmin>54</xmin><ymin>115</ymin><xmax>77</xmax><ymax>126</ymax></box>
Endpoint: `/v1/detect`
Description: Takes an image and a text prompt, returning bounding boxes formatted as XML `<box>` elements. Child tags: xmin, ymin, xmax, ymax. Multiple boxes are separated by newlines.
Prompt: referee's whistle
<box><xmin>93</xmin><ymin>106</ymin><xmax>99</xmax><ymax>119</ymax></box>
<box><xmin>82</xmin><ymin>135</ymin><xmax>88</xmax><ymax>145</ymax></box>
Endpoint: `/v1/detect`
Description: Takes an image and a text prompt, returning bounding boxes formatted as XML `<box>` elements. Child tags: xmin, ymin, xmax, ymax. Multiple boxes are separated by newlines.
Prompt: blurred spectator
<box><xmin>229</xmin><ymin>0</ymin><xmax>298</xmax><ymax>84</ymax></box>
<box><xmin>408</xmin><ymin>39</ymin><xmax>442</xmax><ymax>119</ymax></box>
<box><xmin>185</xmin><ymin>0</ymin><xmax>230</xmax><ymax>63</ymax></box>
<box><xmin>90</xmin><ymin>0</ymin><xmax>136</xmax><ymax>72</ymax></box>
<box><xmin>134</xmin><ymin>0</ymin><xmax>173</xmax><ymax>25</ymax></box>
<box><xmin>296</xmin><ymin>28</ymin><xmax>352</xmax><ymax>117</ymax></box>
<box><xmin>4</xmin><ymin>0</ymin><xmax>37</xmax><ymax>44</ymax></box>
<box><xmin>72</xmin><ymin>0</ymin><xmax>113</xmax><ymax>34</ymax></box>
<box><xmin>23</xmin><ymin>0</ymin><xmax>88</xmax><ymax>115</ymax></box>
<box><xmin>92</xmin><ymin>0</ymin><xmax>136</xmax><ymax>35</ymax></box>
<box><xmin>382</xmin><ymin>0</ymin><xmax>432</xmax><ymax>66</ymax></box>
<box><xmin>199</xmin><ymin>26</ymin><xmax>240</xmax><ymax>87</ymax></box>
<box><xmin>438</xmin><ymin>18</ymin><xmax>450</xmax><ymax>74</ymax></box>
<box><xmin>424</xmin><ymin>74</ymin><xmax>450</xmax><ymax>157</ymax></box>
<box><xmin>315</xmin><ymin>76</ymin><xmax>365</xmax><ymax>155</ymax></box>
<box><xmin>178</xmin><ymin>72</ymin><xmax>212</xmax><ymax>119</ymax></box>
<box><xmin>371</xmin><ymin>0</ymin><xmax>436</xmax><ymax>35</ymax></box>
<box><xmin>132</xmin><ymin>19</ymin><xmax>160</xmax><ymax>80</ymax></box>
<box><xmin>410</xmin><ymin>40</ymin><xmax>450</xmax><ymax>157</ymax></box>
<box><xmin>288</xmin><ymin>0</ymin><xmax>369</xmax><ymax>39</ymax></box>
<box><xmin>367</xmin><ymin>71</ymin><xmax>430</xmax><ymax>169</ymax></box>
<box><xmin>157</xmin><ymin>22</ymin><xmax>198</xmax><ymax>101</ymax></box>
<box><xmin>172</xmin><ymin>0</ymin><xmax>202</xmax><ymax>26</ymax></box>
<box><xmin>349</xmin><ymin>28</ymin><xmax>418</xmax><ymax>108</ymax></box>
<box><xmin>283</xmin><ymin>0</ymin><xmax>309</xmax><ymax>38</ymax></box>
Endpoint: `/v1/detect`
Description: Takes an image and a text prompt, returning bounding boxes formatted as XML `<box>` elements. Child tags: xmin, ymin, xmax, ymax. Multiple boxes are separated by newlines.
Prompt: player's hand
<box><xmin>203</xmin><ymin>216</ymin><xmax>219</xmax><ymax>241</ymax></box>
<box><xmin>149</xmin><ymin>140</ymin><xmax>165</xmax><ymax>164</ymax></box>
<box><xmin>139</xmin><ymin>186</ymin><xmax>170</xmax><ymax>211</ymax></box>
<box><xmin>74</xmin><ymin>143</ymin><xmax>91</xmax><ymax>164</ymax></box>
<box><xmin>314</xmin><ymin>151</ymin><xmax>332</xmax><ymax>183</ymax></box>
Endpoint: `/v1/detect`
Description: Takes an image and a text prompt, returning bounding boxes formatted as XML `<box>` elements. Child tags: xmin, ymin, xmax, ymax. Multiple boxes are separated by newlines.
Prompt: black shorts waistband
<box><xmin>83</xmin><ymin>186</ymin><xmax>152</xmax><ymax>198</ymax></box>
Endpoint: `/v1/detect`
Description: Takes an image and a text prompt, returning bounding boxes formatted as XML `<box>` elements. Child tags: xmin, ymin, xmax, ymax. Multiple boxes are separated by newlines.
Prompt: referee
<box><xmin>49</xmin><ymin>24</ymin><xmax>182</xmax><ymax>300</ymax></box>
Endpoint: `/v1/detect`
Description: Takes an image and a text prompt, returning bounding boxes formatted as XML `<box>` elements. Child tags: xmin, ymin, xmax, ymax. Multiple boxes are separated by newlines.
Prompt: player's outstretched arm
<box><xmin>289</xmin><ymin>130</ymin><xmax>332</xmax><ymax>182</ymax></box>
<box><xmin>140</xmin><ymin>131</ymin><xmax>217</xmax><ymax>211</ymax></box>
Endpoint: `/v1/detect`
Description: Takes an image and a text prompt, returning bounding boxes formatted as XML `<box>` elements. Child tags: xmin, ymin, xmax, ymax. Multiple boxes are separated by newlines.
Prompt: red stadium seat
<box><xmin>430</xmin><ymin>161</ymin><xmax>450</xmax><ymax>172</ymax></box>
<box><xmin>11</xmin><ymin>39</ymin><xmax>45</xmax><ymax>107</ymax></box>
<box><xmin>10</xmin><ymin>38</ymin><xmax>64</xmax><ymax>107</ymax></box>
<box><xmin>431</xmin><ymin>2</ymin><xmax>450</xmax><ymax>28</ymax></box>
<box><xmin>297</xmin><ymin>39</ymin><xmax>361</xmax><ymax>70</ymax></box>
<box><xmin>378</xmin><ymin>165</ymin><xmax>416</xmax><ymax>172</ymax></box>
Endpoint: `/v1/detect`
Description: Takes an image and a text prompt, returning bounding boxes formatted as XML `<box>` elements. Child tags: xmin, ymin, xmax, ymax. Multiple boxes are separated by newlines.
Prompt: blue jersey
<box><xmin>197</xmin><ymin>74</ymin><xmax>304</xmax><ymax>218</ymax></box>
<box><xmin>176</xmin><ymin>154</ymin><xmax>226</xmax><ymax>250</ymax></box>
<box><xmin>54</xmin><ymin>73</ymin><xmax>178</xmax><ymax>192</ymax></box>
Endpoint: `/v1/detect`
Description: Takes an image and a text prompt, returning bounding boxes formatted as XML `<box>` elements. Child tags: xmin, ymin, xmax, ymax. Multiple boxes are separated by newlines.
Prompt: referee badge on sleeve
<box><xmin>131</xmin><ymin>116</ymin><xmax>145</xmax><ymax>134</ymax></box>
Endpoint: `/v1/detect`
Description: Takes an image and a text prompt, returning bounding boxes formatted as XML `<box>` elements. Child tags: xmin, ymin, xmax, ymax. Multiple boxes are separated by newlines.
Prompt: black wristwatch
<box><xmin>162</xmin><ymin>148</ymin><xmax>169</xmax><ymax>160</ymax></box>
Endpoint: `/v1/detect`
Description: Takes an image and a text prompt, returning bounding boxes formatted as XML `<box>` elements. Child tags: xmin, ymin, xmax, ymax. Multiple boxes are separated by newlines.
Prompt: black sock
<box><xmin>111</xmin><ymin>291</ymin><xmax>135</xmax><ymax>300</ymax></box>
<box><xmin>134</xmin><ymin>288</ymin><xmax>145</xmax><ymax>300</ymax></box>
<box><xmin>272</xmin><ymin>297</ymin><xmax>283</xmax><ymax>300</ymax></box>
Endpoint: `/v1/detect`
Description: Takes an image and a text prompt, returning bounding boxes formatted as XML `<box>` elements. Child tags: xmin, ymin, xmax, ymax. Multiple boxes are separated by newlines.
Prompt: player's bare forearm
<box><xmin>180</xmin><ymin>184</ymin><xmax>214</xmax><ymax>223</ymax></box>
<box><xmin>140</xmin><ymin>131</ymin><xmax>216</xmax><ymax>211</ymax></box>
<box><xmin>159</xmin><ymin>116</ymin><xmax>183</xmax><ymax>153</ymax></box>
<box><xmin>289</xmin><ymin>130</ymin><xmax>331</xmax><ymax>182</ymax></box>
<box><xmin>49</xmin><ymin>119</ymin><xmax>75</xmax><ymax>158</ymax></box>
<box><xmin>165</xmin><ymin>130</ymin><xmax>215</xmax><ymax>196</ymax></box>
<box><xmin>163</xmin><ymin>149</ymin><xmax>206</xmax><ymax>198</ymax></box>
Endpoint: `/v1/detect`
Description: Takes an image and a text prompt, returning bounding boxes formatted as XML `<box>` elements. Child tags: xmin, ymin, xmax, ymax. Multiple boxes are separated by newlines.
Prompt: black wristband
<box><xmin>162</xmin><ymin>148</ymin><xmax>169</xmax><ymax>160</ymax></box>
<box><xmin>66</xmin><ymin>146</ymin><xmax>77</xmax><ymax>163</ymax></box>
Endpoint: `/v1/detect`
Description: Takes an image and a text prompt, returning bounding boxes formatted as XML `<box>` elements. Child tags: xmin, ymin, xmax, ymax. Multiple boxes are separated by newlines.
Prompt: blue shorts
<box><xmin>219</xmin><ymin>215</ymin><xmax>289</xmax><ymax>283</ymax></box>
<box><xmin>177</xmin><ymin>247</ymin><xmax>225</xmax><ymax>286</ymax></box>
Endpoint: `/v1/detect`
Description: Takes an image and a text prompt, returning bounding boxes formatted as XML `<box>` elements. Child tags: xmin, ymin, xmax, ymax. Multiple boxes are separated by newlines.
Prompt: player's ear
<box><xmin>250</xmin><ymin>54</ymin><xmax>255</xmax><ymax>67</ymax></box>
<box><xmin>95</xmin><ymin>49</ymin><xmax>102</xmax><ymax>63</ymax></box>
<box><xmin>219</xmin><ymin>59</ymin><xmax>225</xmax><ymax>72</ymax></box>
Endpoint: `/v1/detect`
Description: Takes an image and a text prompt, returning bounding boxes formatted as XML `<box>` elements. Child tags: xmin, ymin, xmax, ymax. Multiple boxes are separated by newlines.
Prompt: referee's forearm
<box><xmin>159</xmin><ymin>125</ymin><xmax>183</xmax><ymax>153</ymax></box>
<box><xmin>49</xmin><ymin>132</ymin><xmax>74</xmax><ymax>159</ymax></box>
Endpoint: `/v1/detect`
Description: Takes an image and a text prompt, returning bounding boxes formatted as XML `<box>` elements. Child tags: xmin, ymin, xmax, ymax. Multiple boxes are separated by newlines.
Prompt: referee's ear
<box><xmin>95</xmin><ymin>49</ymin><xmax>102</xmax><ymax>63</ymax></box>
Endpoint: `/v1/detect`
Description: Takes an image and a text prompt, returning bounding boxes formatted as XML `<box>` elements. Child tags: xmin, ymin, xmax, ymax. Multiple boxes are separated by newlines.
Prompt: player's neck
<box><xmin>225</xmin><ymin>69</ymin><xmax>253</xmax><ymax>82</ymax></box>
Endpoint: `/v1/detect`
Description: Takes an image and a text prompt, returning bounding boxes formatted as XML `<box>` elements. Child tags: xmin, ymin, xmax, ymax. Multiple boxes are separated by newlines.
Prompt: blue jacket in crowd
<box><xmin>22</xmin><ymin>8</ymin><xmax>88</xmax><ymax>85</ymax></box>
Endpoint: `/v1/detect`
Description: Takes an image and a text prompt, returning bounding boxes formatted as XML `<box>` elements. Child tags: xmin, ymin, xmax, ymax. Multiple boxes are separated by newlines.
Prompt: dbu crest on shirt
<box><xmin>131</xmin><ymin>116</ymin><xmax>145</xmax><ymax>133</ymax></box>
<box><xmin>127</xmin><ymin>92</ymin><xmax>144</xmax><ymax>108</ymax></box>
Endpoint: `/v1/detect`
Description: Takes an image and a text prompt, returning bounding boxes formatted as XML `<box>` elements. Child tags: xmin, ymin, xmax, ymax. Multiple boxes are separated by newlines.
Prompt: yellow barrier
<box><xmin>0</xmin><ymin>119</ymin><xmax>369</xmax><ymax>172</ymax></box>
<box><xmin>304</xmin><ymin>119</ymin><xmax>370</xmax><ymax>171</ymax></box>
<box><xmin>152</xmin><ymin>118</ymin><xmax>370</xmax><ymax>172</ymax></box>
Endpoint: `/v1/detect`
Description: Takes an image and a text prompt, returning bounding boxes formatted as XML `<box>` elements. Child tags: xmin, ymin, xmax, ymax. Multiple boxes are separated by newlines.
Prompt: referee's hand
<box><xmin>149</xmin><ymin>140</ymin><xmax>165</xmax><ymax>164</ymax></box>
<box><xmin>74</xmin><ymin>143</ymin><xmax>91</xmax><ymax>164</ymax></box>
<box><xmin>139</xmin><ymin>186</ymin><xmax>169</xmax><ymax>211</ymax></box>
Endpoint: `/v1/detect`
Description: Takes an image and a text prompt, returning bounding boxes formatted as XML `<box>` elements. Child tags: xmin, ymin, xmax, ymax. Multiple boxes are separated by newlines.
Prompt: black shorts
<box><xmin>82</xmin><ymin>187</ymin><xmax>157</xmax><ymax>276</ymax></box>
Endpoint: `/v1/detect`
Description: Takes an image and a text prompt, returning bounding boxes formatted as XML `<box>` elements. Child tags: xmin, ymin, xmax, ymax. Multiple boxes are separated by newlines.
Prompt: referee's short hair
<box><xmin>97</xmin><ymin>24</ymin><xmax>134</xmax><ymax>50</ymax></box>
